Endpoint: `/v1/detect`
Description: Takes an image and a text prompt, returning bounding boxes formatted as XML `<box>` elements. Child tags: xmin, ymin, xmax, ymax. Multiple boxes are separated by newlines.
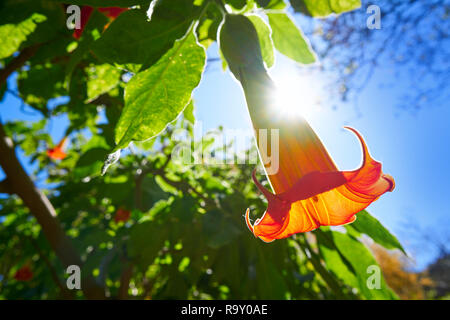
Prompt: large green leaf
<box><xmin>332</xmin><ymin>231</ymin><xmax>398</xmax><ymax>300</ymax></box>
<box><xmin>349</xmin><ymin>210</ymin><xmax>406</xmax><ymax>254</ymax></box>
<box><xmin>247</xmin><ymin>15</ymin><xmax>275</xmax><ymax>68</ymax></box>
<box><xmin>0</xmin><ymin>13</ymin><xmax>46</xmax><ymax>59</ymax></box>
<box><xmin>316</xmin><ymin>230</ymin><xmax>359</xmax><ymax>291</ymax></box>
<box><xmin>92</xmin><ymin>1</ymin><xmax>200</xmax><ymax>70</ymax></box>
<box><xmin>114</xmin><ymin>30</ymin><xmax>205</xmax><ymax>149</ymax></box>
<box><xmin>290</xmin><ymin>0</ymin><xmax>361</xmax><ymax>17</ymax></box>
<box><xmin>267</xmin><ymin>13</ymin><xmax>316</xmax><ymax>64</ymax></box>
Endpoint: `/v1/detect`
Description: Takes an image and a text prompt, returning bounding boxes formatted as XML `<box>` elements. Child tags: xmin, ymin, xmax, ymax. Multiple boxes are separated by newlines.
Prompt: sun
<box><xmin>272</xmin><ymin>73</ymin><xmax>322</xmax><ymax>121</ymax></box>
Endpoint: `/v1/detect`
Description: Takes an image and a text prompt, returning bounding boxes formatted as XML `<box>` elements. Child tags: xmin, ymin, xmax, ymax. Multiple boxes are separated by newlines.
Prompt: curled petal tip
<box><xmin>344</xmin><ymin>126</ymin><xmax>372</xmax><ymax>167</ymax></box>
<box><xmin>343</xmin><ymin>126</ymin><xmax>364</xmax><ymax>142</ymax></box>
<box><xmin>383</xmin><ymin>174</ymin><xmax>395</xmax><ymax>192</ymax></box>
<box><xmin>245</xmin><ymin>208</ymin><xmax>254</xmax><ymax>234</ymax></box>
<box><xmin>343</xmin><ymin>125</ymin><xmax>356</xmax><ymax>131</ymax></box>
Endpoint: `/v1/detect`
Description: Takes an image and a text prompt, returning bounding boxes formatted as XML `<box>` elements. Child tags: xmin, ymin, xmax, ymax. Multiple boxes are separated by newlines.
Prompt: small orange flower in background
<box><xmin>14</xmin><ymin>265</ymin><xmax>33</xmax><ymax>282</ymax></box>
<box><xmin>114</xmin><ymin>208</ymin><xmax>131</xmax><ymax>223</ymax></box>
<box><xmin>245</xmin><ymin>122</ymin><xmax>395</xmax><ymax>242</ymax></box>
<box><xmin>46</xmin><ymin>136</ymin><xmax>68</xmax><ymax>160</ymax></box>
<box><xmin>73</xmin><ymin>6</ymin><xmax>128</xmax><ymax>39</ymax></box>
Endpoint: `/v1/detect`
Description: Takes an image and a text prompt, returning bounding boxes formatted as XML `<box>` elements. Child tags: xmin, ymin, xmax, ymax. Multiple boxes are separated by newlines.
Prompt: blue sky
<box><xmin>1</xmin><ymin>10</ymin><xmax>449</xmax><ymax>271</ymax></box>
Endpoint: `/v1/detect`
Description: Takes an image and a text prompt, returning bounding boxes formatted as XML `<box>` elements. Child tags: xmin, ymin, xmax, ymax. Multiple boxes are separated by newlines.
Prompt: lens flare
<box><xmin>272</xmin><ymin>73</ymin><xmax>322</xmax><ymax>121</ymax></box>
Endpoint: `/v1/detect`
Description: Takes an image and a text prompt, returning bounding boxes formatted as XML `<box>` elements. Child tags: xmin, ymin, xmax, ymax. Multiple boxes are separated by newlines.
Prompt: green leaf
<box><xmin>256</xmin><ymin>0</ymin><xmax>270</xmax><ymax>7</ymax></box>
<box><xmin>0</xmin><ymin>0</ymin><xmax>66</xmax><ymax>52</ymax></box>
<box><xmin>256</xmin><ymin>0</ymin><xmax>286</xmax><ymax>9</ymax></box>
<box><xmin>51</xmin><ymin>0</ymin><xmax>148</xmax><ymax>6</ymax></box>
<box><xmin>65</xmin><ymin>9</ymin><xmax>109</xmax><ymax>89</ymax></box>
<box><xmin>290</xmin><ymin>0</ymin><xmax>361</xmax><ymax>17</ymax></box>
<box><xmin>183</xmin><ymin>100</ymin><xmax>195</xmax><ymax>124</ymax></box>
<box><xmin>332</xmin><ymin>231</ymin><xmax>398</xmax><ymax>299</ymax></box>
<box><xmin>267</xmin><ymin>13</ymin><xmax>316</xmax><ymax>64</ymax></box>
<box><xmin>18</xmin><ymin>64</ymin><xmax>66</xmax><ymax>115</ymax></box>
<box><xmin>195</xmin><ymin>3</ymin><xmax>222</xmax><ymax>48</ymax></box>
<box><xmin>247</xmin><ymin>15</ymin><xmax>275</xmax><ymax>68</ymax></box>
<box><xmin>74</xmin><ymin>147</ymin><xmax>109</xmax><ymax>179</ymax></box>
<box><xmin>349</xmin><ymin>210</ymin><xmax>406</xmax><ymax>254</ymax></box>
<box><xmin>86</xmin><ymin>64</ymin><xmax>122</xmax><ymax>102</ymax></box>
<box><xmin>225</xmin><ymin>0</ymin><xmax>246</xmax><ymax>10</ymax></box>
<box><xmin>92</xmin><ymin>1</ymin><xmax>200</xmax><ymax>70</ymax></box>
<box><xmin>114</xmin><ymin>29</ymin><xmax>205</xmax><ymax>149</ymax></box>
<box><xmin>316</xmin><ymin>230</ymin><xmax>359</xmax><ymax>290</ymax></box>
<box><xmin>0</xmin><ymin>13</ymin><xmax>46</xmax><ymax>59</ymax></box>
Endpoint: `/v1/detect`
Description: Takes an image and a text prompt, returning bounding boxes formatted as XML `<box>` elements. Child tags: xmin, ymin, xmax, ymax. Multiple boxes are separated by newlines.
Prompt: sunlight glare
<box><xmin>272</xmin><ymin>73</ymin><xmax>322</xmax><ymax>121</ymax></box>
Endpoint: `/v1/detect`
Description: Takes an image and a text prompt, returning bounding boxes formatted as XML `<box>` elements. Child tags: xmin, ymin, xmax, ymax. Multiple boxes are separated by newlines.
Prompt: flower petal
<box><xmin>247</xmin><ymin>127</ymin><xmax>395</xmax><ymax>241</ymax></box>
<box><xmin>47</xmin><ymin>148</ymin><xmax>67</xmax><ymax>160</ymax></box>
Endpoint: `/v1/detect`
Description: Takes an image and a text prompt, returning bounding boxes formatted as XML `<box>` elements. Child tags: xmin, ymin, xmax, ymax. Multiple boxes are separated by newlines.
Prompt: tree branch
<box><xmin>0</xmin><ymin>178</ymin><xmax>14</xmax><ymax>194</ymax></box>
<box><xmin>118</xmin><ymin>263</ymin><xmax>133</xmax><ymax>300</ymax></box>
<box><xmin>0</xmin><ymin>44</ymin><xmax>41</xmax><ymax>87</ymax></box>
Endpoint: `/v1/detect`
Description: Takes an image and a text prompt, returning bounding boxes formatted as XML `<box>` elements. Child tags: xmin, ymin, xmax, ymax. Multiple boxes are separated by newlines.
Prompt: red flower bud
<box><xmin>114</xmin><ymin>208</ymin><xmax>131</xmax><ymax>223</ymax></box>
<box><xmin>14</xmin><ymin>265</ymin><xmax>33</xmax><ymax>281</ymax></box>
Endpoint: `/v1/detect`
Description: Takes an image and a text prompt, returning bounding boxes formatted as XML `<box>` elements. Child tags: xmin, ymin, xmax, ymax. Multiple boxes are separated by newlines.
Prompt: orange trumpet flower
<box><xmin>218</xmin><ymin>14</ymin><xmax>395</xmax><ymax>242</ymax></box>
<box><xmin>238</xmin><ymin>58</ymin><xmax>394</xmax><ymax>244</ymax></box>
<box><xmin>245</xmin><ymin>125</ymin><xmax>395</xmax><ymax>242</ymax></box>
<box><xmin>46</xmin><ymin>136</ymin><xmax>68</xmax><ymax>160</ymax></box>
